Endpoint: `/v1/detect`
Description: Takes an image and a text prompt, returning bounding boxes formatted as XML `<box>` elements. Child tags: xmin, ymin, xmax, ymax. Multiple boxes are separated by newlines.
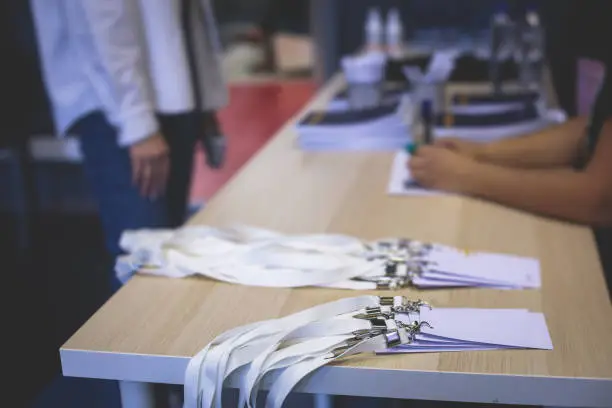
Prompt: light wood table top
<box><xmin>62</xmin><ymin>77</ymin><xmax>612</xmax><ymax>407</ymax></box>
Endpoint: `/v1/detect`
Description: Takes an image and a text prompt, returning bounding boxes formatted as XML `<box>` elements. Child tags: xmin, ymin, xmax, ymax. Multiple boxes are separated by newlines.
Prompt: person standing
<box><xmin>30</xmin><ymin>0</ymin><xmax>228</xmax><ymax>292</ymax></box>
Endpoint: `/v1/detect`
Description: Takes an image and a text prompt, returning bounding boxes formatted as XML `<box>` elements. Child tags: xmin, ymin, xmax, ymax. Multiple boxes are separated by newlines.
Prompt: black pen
<box><xmin>421</xmin><ymin>99</ymin><xmax>433</xmax><ymax>145</ymax></box>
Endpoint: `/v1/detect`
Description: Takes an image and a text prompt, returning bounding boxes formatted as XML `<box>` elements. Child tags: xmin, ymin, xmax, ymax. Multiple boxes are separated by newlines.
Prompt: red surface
<box><xmin>190</xmin><ymin>80</ymin><xmax>316</xmax><ymax>203</ymax></box>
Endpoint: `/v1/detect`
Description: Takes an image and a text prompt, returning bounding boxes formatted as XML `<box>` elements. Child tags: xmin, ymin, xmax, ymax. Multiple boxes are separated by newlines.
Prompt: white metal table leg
<box><xmin>119</xmin><ymin>381</ymin><xmax>156</xmax><ymax>408</ymax></box>
<box><xmin>314</xmin><ymin>394</ymin><xmax>334</xmax><ymax>408</ymax></box>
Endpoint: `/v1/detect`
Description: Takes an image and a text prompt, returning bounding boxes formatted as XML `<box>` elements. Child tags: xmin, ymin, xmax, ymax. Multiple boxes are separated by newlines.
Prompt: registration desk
<box><xmin>61</xmin><ymin>77</ymin><xmax>612</xmax><ymax>407</ymax></box>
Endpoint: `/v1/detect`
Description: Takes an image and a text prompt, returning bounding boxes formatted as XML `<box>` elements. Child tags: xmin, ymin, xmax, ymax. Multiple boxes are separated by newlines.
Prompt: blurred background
<box><xmin>1</xmin><ymin>0</ymin><xmax>608</xmax><ymax>406</ymax></box>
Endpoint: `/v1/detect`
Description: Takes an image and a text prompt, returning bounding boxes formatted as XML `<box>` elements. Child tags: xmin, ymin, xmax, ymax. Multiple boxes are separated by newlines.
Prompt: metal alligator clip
<box><xmin>353</xmin><ymin>306</ymin><xmax>383</xmax><ymax>320</ymax></box>
<box><xmin>328</xmin><ymin>337</ymin><xmax>364</xmax><ymax>358</ymax></box>
<box><xmin>393</xmin><ymin>299</ymin><xmax>432</xmax><ymax>314</ymax></box>
<box><xmin>398</xmin><ymin>320</ymin><xmax>434</xmax><ymax>343</ymax></box>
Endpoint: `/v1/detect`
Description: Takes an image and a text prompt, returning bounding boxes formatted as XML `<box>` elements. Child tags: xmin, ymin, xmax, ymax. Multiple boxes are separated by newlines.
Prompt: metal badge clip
<box><xmin>329</xmin><ymin>338</ymin><xmax>363</xmax><ymax>358</ymax></box>
<box><xmin>399</xmin><ymin>320</ymin><xmax>434</xmax><ymax>343</ymax></box>
<box><xmin>379</xmin><ymin>296</ymin><xmax>395</xmax><ymax>306</ymax></box>
<box><xmin>384</xmin><ymin>329</ymin><xmax>402</xmax><ymax>348</ymax></box>
<box><xmin>353</xmin><ymin>306</ymin><xmax>384</xmax><ymax>320</ymax></box>
<box><xmin>393</xmin><ymin>299</ymin><xmax>432</xmax><ymax>314</ymax></box>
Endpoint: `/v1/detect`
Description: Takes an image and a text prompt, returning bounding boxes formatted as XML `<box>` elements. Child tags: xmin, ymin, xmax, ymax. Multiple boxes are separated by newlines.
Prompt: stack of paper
<box><xmin>413</xmin><ymin>244</ymin><xmax>541</xmax><ymax>289</ymax></box>
<box><xmin>437</xmin><ymin>92</ymin><xmax>566</xmax><ymax>142</ymax></box>
<box><xmin>363</xmin><ymin>238</ymin><xmax>541</xmax><ymax>290</ymax></box>
<box><xmin>296</xmin><ymin>103</ymin><xmax>410</xmax><ymax>151</ymax></box>
<box><xmin>380</xmin><ymin>307</ymin><xmax>552</xmax><ymax>354</ymax></box>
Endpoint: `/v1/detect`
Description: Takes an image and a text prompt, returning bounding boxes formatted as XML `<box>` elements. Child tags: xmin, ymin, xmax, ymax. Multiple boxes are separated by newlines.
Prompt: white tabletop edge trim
<box><xmin>60</xmin><ymin>348</ymin><xmax>612</xmax><ymax>407</ymax></box>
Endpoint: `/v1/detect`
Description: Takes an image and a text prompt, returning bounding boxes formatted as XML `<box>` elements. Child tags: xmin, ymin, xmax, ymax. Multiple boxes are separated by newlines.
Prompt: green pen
<box><xmin>405</xmin><ymin>142</ymin><xmax>418</xmax><ymax>155</ymax></box>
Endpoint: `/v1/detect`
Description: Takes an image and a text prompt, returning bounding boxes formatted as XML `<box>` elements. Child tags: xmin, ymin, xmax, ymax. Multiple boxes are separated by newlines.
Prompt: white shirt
<box><xmin>30</xmin><ymin>0</ymin><xmax>228</xmax><ymax>147</ymax></box>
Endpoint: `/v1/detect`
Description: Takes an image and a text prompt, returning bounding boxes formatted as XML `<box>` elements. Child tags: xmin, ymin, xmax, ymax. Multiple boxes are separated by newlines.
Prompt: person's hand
<box><xmin>434</xmin><ymin>138</ymin><xmax>483</xmax><ymax>160</ymax></box>
<box><xmin>128</xmin><ymin>133</ymin><xmax>170</xmax><ymax>199</ymax></box>
<box><xmin>408</xmin><ymin>145</ymin><xmax>478</xmax><ymax>193</ymax></box>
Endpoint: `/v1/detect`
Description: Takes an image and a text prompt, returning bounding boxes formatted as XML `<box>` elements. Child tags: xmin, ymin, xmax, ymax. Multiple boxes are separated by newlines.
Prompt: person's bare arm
<box><xmin>411</xmin><ymin>120</ymin><xmax>612</xmax><ymax>225</ymax></box>
<box><xmin>439</xmin><ymin>117</ymin><xmax>588</xmax><ymax>169</ymax></box>
<box><xmin>463</xmin><ymin>163</ymin><xmax>611</xmax><ymax>225</ymax></box>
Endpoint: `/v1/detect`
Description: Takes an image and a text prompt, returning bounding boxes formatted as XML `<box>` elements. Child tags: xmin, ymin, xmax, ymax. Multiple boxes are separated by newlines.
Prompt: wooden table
<box><xmin>61</xmin><ymin>77</ymin><xmax>612</xmax><ymax>407</ymax></box>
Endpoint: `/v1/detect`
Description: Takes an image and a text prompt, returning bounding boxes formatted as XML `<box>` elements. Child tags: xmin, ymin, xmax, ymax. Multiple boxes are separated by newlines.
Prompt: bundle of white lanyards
<box><xmin>184</xmin><ymin>295</ymin><xmax>431</xmax><ymax>408</ymax></box>
<box><xmin>115</xmin><ymin>225</ymin><xmax>432</xmax><ymax>290</ymax></box>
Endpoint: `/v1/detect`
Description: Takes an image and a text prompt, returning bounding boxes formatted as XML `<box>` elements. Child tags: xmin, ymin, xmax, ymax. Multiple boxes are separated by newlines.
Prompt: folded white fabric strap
<box><xmin>183</xmin><ymin>296</ymin><xmax>553</xmax><ymax>408</ymax></box>
<box><xmin>184</xmin><ymin>295</ymin><xmax>430</xmax><ymax>408</ymax></box>
<box><xmin>116</xmin><ymin>225</ymin><xmax>540</xmax><ymax>290</ymax></box>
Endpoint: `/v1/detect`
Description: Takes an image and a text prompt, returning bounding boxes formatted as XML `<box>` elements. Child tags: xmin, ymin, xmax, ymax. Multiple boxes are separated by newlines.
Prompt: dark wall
<box><xmin>0</xmin><ymin>0</ymin><xmax>53</xmax><ymax>146</ymax></box>
<box><xmin>543</xmin><ymin>0</ymin><xmax>611</xmax><ymax>116</ymax></box>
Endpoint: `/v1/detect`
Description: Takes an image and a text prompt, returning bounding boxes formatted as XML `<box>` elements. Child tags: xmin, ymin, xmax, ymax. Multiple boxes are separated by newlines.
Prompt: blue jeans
<box><xmin>71</xmin><ymin>111</ymin><xmax>197</xmax><ymax>292</ymax></box>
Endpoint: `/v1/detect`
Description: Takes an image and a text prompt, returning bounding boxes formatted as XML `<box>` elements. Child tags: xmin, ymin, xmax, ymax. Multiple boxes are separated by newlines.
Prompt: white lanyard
<box><xmin>184</xmin><ymin>296</ymin><xmax>430</xmax><ymax>408</ymax></box>
<box><xmin>239</xmin><ymin>317</ymin><xmax>373</xmax><ymax>408</ymax></box>
<box><xmin>118</xmin><ymin>225</ymin><xmax>540</xmax><ymax>290</ymax></box>
<box><xmin>184</xmin><ymin>296</ymin><xmax>381</xmax><ymax>408</ymax></box>
<box><xmin>116</xmin><ymin>226</ymin><xmax>426</xmax><ymax>288</ymax></box>
<box><xmin>264</xmin><ymin>336</ymin><xmax>388</xmax><ymax>408</ymax></box>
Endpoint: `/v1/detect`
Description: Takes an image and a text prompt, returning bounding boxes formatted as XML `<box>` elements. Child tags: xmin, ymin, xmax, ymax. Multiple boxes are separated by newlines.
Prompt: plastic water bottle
<box><xmin>519</xmin><ymin>10</ymin><xmax>545</xmax><ymax>92</ymax></box>
<box><xmin>489</xmin><ymin>6</ymin><xmax>514</xmax><ymax>94</ymax></box>
<box><xmin>385</xmin><ymin>8</ymin><xmax>404</xmax><ymax>58</ymax></box>
<box><xmin>365</xmin><ymin>8</ymin><xmax>384</xmax><ymax>52</ymax></box>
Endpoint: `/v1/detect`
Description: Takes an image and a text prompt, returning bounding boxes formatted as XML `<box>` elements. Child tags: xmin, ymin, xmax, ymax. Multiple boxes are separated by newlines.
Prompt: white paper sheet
<box><xmin>427</xmin><ymin>246</ymin><xmax>541</xmax><ymax>289</ymax></box>
<box><xmin>411</xmin><ymin>276</ymin><xmax>475</xmax><ymax>288</ymax></box>
<box><xmin>326</xmin><ymin>95</ymin><xmax>404</xmax><ymax>113</ymax></box>
<box><xmin>378</xmin><ymin>345</ymin><xmax>509</xmax><ymax>354</ymax></box>
<box><xmin>387</xmin><ymin>150</ymin><xmax>444</xmax><ymax>196</ymax></box>
<box><xmin>417</xmin><ymin>308</ymin><xmax>553</xmax><ymax>349</ymax></box>
<box><xmin>378</xmin><ymin>308</ymin><xmax>552</xmax><ymax>354</ymax></box>
<box><xmin>297</xmin><ymin>107</ymin><xmax>410</xmax><ymax>151</ymax></box>
<box><xmin>416</xmin><ymin>272</ymin><xmax>522</xmax><ymax>289</ymax></box>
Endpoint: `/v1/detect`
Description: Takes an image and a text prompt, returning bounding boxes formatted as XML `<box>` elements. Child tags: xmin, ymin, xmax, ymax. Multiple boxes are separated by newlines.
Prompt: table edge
<box><xmin>61</xmin><ymin>348</ymin><xmax>612</xmax><ymax>407</ymax></box>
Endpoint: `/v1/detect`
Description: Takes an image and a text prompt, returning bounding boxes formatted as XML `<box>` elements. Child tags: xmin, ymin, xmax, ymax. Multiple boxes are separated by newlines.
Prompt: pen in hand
<box><xmin>404</xmin><ymin>99</ymin><xmax>434</xmax><ymax>189</ymax></box>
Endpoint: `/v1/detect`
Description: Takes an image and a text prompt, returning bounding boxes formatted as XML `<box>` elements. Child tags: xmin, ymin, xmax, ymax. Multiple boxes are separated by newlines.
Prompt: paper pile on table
<box><xmin>295</xmin><ymin>103</ymin><xmax>410</xmax><ymax>151</ymax></box>
<box><xmin>434</xmin><ymin>91</ymin><xmax>566</xmax><ymax>141</ymax></box>
<box><xmin>380</xmin><ymin>307</ymin><xmax>552</xmax><ymax>353</ymax></box>
<box><xmin>412</xmin><ymin>244</ymin><xmax>541</xmax><ymax>289</ymax></box>
<box><xmin>364</xmin><ymin>238</ymin><xmax>541</xmax><ymax>290</ymax></box>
